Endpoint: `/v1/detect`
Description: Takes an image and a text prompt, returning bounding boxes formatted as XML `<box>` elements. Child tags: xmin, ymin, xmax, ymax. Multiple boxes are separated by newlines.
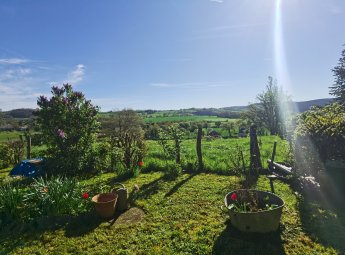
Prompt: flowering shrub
<box><xmin>36</xmin><ymin>84</ymin><xmax>100</xmax><ymax>175</ymax></box>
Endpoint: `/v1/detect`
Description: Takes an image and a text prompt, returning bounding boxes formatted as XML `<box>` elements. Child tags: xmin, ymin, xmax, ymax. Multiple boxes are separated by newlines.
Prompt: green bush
<box><xmin>25</xmin><ymin>176</ymin><xmax>91</xmax><ymax>217</ymax></box>
<box><xmin>294</xmin><ymin>103</ymin><xmax>345</xmax><ymax>175</ymax></box>
<box><xmin>164</xmin><ymin>162</ymin><xmax>182</xmax><ymax>180</ymax></box>
<box><xmin>91</xmin><ymin>142</ymin><xmax>111</xmax><ymax>173</ymax></box>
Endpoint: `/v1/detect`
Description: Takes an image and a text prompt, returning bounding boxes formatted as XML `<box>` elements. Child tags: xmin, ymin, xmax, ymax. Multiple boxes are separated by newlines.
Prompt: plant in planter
<box><xmin>227</xmin><ymin>190</ymin><xmax>279</xmax><ymax>213</ymax></box>
<box><xmin>224</xmin><ymin>189</ymin><xmax>284</xmax><ymax>233</ymax></box>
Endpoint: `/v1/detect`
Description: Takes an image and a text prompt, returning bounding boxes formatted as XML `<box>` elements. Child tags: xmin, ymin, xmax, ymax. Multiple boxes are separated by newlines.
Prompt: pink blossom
<box><xmin>57</xmin><ymin>129</ymin><xmax>66</xmax><ymax>139</ymax></box>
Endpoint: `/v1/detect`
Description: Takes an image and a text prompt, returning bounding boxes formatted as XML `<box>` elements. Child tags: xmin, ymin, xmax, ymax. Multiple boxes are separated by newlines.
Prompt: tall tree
<box><xmin>329</xmin><ymin>46</ymin><xmax>345</xmax><ymax>105</ymax></box>
<box><xmin>242</xmin><ymin>76</ymin><xmax>290</xmax><ymax>136</ymax></box>
<box><xmin>257</xmin><ymin>77</ymin><xmax>280</xmax><ymax>135</ymax></box>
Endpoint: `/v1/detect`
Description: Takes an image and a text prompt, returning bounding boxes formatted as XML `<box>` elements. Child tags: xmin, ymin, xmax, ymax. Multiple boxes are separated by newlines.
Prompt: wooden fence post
<box><xmin>250</xmin><ymin>124</ymin><xmax>262</xmax><ymax>176</ymax></box>
<box><xmin>196</xmin><ymin>126</ymin><xmax>203</xmax><ymax>171</ymax></box>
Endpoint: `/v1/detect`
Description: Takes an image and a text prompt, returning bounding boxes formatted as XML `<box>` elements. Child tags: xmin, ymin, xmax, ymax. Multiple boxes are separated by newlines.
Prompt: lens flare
<box><xmin>273</xmin><ymin>0</ymin><xmax>344</xmax><ymax>216</ymax></box>
<box><xmin>274</xmin><ymin>0</ymin><xmax>290</xmax><ymax>90</ymax></box>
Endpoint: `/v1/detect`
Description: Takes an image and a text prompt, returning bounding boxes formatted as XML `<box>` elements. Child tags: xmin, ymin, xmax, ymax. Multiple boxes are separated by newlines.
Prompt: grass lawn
<box><xmin>0</xmin><ymin>131</ymin><xmax>23</xmax><ymax>143</ymax></box>
<box><xmin>0</xmin><ymin>171</ymin><xmax>341</xmax><ymax>255</ymax></box>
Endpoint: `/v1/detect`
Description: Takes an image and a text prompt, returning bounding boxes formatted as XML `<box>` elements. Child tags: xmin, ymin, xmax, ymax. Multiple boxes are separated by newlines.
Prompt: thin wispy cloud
<box><xmin>165</xmin><ymin>58</ymin><xmax>192</xmax><ymax>62</ymax></box>
<box><xmin>0</xmin><ymin>68</ymin><xmax>31</xmax><ymax>81</ymax></box>
<box><xmin>48</xmin><ymin>64</ymin><xmax>87</xmax><ymax>87</ymax></box>
<box><xmin>209</xmin><ymin>0</ymin><xmax>223</xmax><ymax>3</ymax></box>
<box><xmin>210</xmin><ymin>23</ymin><xmax>266</xmax><ymax>32</ymax></box>
<box><xmin>0</xmin><ymin>66</ymin><xmax>43</xmax><ymax>110</ymax></box>
<box><xmin>179</xmin><ymin>22</ymin><xmax>266</xmax><ymax>42</ymax></box>
<box><xmin>150</xmin><ymin>81</ymin><xmax>231</xmax><ymax>89</ymax></box>
<box><xmin>0</xmin><ymin>57</ymin><xmax>70</xmax><ymax>110</ymax></box>
<box><xmin>91</xmin><ymin>97</ymin><xmax>144</xmax><ymax>111</ymax></box>
<box><xmin>65</xmin><ymin>64</ymin><xmax>85</xmax><ymax>85</ymax></box>
<box><xmin>0</xmin><ymin>58</ymin><xmax>29</xmax><ymax>65</ymax></box>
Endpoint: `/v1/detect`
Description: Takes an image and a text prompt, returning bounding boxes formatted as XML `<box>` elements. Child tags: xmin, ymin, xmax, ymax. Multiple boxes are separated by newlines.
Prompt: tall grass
<box><xmin>0</xmin><ymin>183</ymin><xmax>25</xmax><ymax>225</ymax></box>
<box><xmin>143</xmin><ymin>136</ymin><xmax>289</xmax><ymax>175</ymax></box>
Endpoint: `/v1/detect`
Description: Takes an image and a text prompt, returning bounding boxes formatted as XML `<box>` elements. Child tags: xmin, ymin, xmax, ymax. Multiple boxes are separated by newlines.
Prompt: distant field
<box><xmin>144</xmin><ymin>115</ymin><xmax>237</xmax><ymax>123</ymax></box>
<box><xmin>0</xmin><ymin>131</ymin><xmax>23</xmax><ymax>142</ymax></box>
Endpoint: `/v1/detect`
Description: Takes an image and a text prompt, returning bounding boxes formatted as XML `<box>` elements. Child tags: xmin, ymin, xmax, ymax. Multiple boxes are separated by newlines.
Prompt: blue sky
<box><xmin>0</xmin><ymin>0</ymin><xmax>344</xmax><ymax>111</ymax></box>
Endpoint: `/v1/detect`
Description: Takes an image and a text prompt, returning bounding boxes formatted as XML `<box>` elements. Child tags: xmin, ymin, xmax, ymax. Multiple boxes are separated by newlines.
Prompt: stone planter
<box><xmin>92</xmin><ymin>193</ymin><xmax>118</xmax><ymax>219</ymax></box>
<box><xmin>224</xmin><ymin>189</ymin><xmax>284</xmax><ymax>233</ymax></box>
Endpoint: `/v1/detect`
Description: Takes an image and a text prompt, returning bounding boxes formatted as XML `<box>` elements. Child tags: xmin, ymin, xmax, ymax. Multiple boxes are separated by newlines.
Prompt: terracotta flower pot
<box><xmin>224</xmin><ymin>189</ymin><xmax>284</xmax><ymax>233</ymax></box>
<box><xmin>92</xmin><ymin>193</ymin><xmax>118</xmax><ymax>219</ymax></box>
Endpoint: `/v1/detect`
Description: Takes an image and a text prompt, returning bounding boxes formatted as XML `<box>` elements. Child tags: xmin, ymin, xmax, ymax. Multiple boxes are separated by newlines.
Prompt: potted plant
<box><xmin>224</xmin><ymin>189</ymin><xmax>284</xmax><ymax>233</ymax></box>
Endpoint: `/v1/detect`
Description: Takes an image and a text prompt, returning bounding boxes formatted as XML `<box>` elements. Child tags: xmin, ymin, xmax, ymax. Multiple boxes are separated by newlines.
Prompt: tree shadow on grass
<box><xmin>64</xmin><ymin>212</ymin><xmax>103</xmax><ymax>237</ymax></box>
<box><xmin>0</xmin><ymin>212</ymin><xmax>103</xmax><ymax>254</ymax></box>
<box><xmin>133</xmin><ymin>176</ymin><xmax>166</xmax><ymax>200</ymax></box>
<box><xmin>106</xmin><ymin>171</ymin><xmax>133</xmax><ymax>186</ymax></box>
<box><xmin>164</xmin><ymin>173</ymin><xmax>198</xmax><ymax>197</ymax></box>
<box><xmin>213</xmin><ymin>220</ymin><xmax>286</xmax><ymax>255</ymax></box>
<box><xmin>295</xmin><ymin>168</ymin><xmax>345</xmax><ymax>253</ymax></box>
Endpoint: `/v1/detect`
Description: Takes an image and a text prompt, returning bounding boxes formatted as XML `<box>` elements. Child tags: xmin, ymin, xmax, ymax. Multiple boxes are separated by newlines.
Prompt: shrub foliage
<box><xmin>36</xmin><ymin>84</ymin><xmax>99</xmax><ymax>175</ymax></box>
<box><xmin>294</xmin><ymin>103</ymin><xmax>345</xmax><ymax>175</ymax></box>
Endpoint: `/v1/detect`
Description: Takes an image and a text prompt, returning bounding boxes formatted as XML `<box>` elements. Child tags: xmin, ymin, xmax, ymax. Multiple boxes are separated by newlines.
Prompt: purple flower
<box><xmin>73</xmin><ymin>91</ymin><xmax>83</xmax><ymax>99</ymax></box>
<box><xmin>52</xmin><ymin>86</ymin><xmax>64</xmax><ymax>96</ymax></box>
<box><xmin>39</xmin><ymin>95</ymin><xmax>48</xmax><ymax>104</ymax></box>
<box><xmin>57</xmin><ymin>129</ymin><xmax>66</xmax><ymax>139</ymax></box>
<box><xmin>37</xmin><ymin>96</ymin><xmax>50</xmax><ymax>107</ymax></box>
<box><xmin>63</xmin><ymin>84</ymin><xmax>72</xmax><ymax>91</ymax></box>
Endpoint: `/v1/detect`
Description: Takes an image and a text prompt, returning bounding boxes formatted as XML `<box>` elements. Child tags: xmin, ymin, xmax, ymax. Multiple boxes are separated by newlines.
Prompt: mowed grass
<box><xmin>0</xmin><ymin>172</ymin><xmax>338</xmax><ymax>255</ymax></box>
<box><xmin>144</xmin><ymin>115</ymin><xmax>233</xmax><ymax>123</ymax></box>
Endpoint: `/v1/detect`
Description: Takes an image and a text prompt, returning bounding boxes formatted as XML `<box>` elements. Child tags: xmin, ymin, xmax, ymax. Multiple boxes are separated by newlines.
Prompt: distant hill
<box><xmin>2</xmin><ymin>98</ymin><xmax>335</xmax><ymax>120</ymax></box>
<box><xmin>218</xmin><ymin>98</ymin><xmax>334</xmax><ymax>113</ymax></box>
<box><xmin>294</xmin><ymin>98</ymin><xmax>334</xmax><ymax>112</ymax></box>
<box><xmin>4</xmin><ymin>108</ymin><xmax>35</xmax><ymax>119</ymax></box>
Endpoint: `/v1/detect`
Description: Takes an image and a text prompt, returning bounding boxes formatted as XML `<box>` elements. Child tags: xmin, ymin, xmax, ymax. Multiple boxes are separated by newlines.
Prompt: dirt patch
<box><xmin>110</xmin><ymin>207</ymin><xmax>145</xmax><ymax>226</ymax></box>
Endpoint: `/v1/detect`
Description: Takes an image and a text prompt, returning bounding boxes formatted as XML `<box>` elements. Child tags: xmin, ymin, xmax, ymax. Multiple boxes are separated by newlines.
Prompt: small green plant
<box><xmin>164</xmin><ymin>162</ymin><xmax>182</xmax><ymax>180</ymax></box>
<box><xmin>158</xmin><ymin>124</ymin><xmax>184</xmax><ymax>164</ymax></box>
<box><xmin>0</xmin><ymin>183</ymin><xmax>25</xmax><ymax>226</ymax></box>
<box><xmin>0</xmin><ymin>143</ymin><xmax>11</xmax><ymax>169</ymax></box>
<box><xmin>228</xmin><ymin>144</ymin><xmax>246</xmax><ymax>176</ymax></box>
<box><xmin>131</xmin><ymin>161</ymin><xmax>143</xmax><ymax>178</ymax></box>
<box><xmin>25</xmin><ymin>176</ymin><xmax>91</xmax><ymax>217</ymax></box>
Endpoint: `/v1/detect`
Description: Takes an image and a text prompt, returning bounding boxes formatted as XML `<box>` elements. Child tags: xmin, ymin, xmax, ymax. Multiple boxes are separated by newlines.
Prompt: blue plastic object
<box><xmin>9</xmin><ymin>158</ymin><xmax>44</xmax><ymax>177</ymax></box>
